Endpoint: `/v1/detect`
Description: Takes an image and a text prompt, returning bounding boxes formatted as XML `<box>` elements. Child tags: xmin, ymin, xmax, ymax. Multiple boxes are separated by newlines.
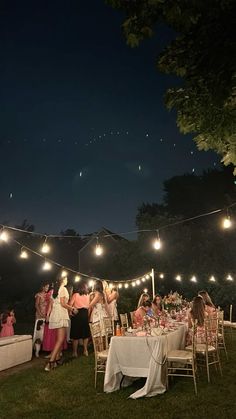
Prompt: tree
<box><xmin>106</xmin><ymin>0</ymin><xmax>236</xmax><ymax>171</ymax></box>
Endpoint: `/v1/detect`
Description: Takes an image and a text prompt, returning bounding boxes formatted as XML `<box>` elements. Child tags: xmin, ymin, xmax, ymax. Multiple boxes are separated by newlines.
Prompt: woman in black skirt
<box><xmin>69</xmin><ymin>281</ymin><xmax>90</xmax><ymax>357</ymax></box>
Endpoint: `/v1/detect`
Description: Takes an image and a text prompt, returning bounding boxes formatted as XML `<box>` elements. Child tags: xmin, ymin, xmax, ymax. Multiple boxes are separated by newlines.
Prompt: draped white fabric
<box><xmin>104</xmin><ymin>325</ymin><xmax>187</xmax><ymax>398</ymax></box>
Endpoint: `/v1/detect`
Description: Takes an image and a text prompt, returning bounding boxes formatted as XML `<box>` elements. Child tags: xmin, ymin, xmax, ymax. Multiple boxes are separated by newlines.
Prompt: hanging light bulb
<box><xmin>132</xmin><ymin>281</ymin><xmax>136</xmax><ymax>287</ymax></box>
<box><xmin>0</xmin><ymin>229</ymin><xmax>9</xmax><ymax>242</ymax></box>
<box><xmin>118</xmin><ymin>283</ymin><xmax>123</xmax><ymax>289</ymax></box>
<box><xmin>142</xmin><ymin>277</ymin><xmax>146</xmax><ymax>282</ymax></box>
<box><xmin>136</xmin><ymin>279</ymin><xmax>141</xmax><ymax>285</ymax></box>
<box><xmin>222</xmin><ymin>216</ymin><xmax>232</xmax><ymax>229</ymax></box>
<box><xmin>41</xmin><ymin>238</ymin><xmax>50</xmax><ymax>254</ymax></box>
<box><xmin>153</xmin><ymin>238</ymin><xmax>162</xmax><ymax>250</ymax></box>
<box><xmin>144</xmin><ymin>288</ymin><xmax>148</xmax><ymax>293</ymax></box>
<box><xmin>94</xmin><ymin>237</ymin><xmax>103</xmax><ymax>256</ymax></box>
<box><xmin>124</xmin><ymin>283</ymin><xmax>129</xmax><ymax>288</ymax></box>
<box><xmin>61</xmin><ymin>270</ymin><xmax>68</xmax><ymax>278</ymax></box>
<box><xmin>226</xmin><ymin>274</ymin><xmax>233</xmax><ymax>281</ymax></box>
<box><xmin>20</xmin><ymin>249</ymin><xmax>28</xmax><ymax>259</ymax></box>
<box><xmin>159</xmin><ymin>273</ymin><xmax>164</xmax><ymax>279</ymax></box>
<box><xmin>209</xmin><ymin>275</ymin><xmax>216</xmax><ymax>282</ymax></box>
<box><xmin>75</xmin><ymin>275</ymin><xmax>81</xmax><ymax>282</ymax></box>
<box><xmin>175</xmin><ymin>275</ymin><xmax>181</xmax><ymax>282</ymax></box>
<box><xmin>42</xmin><ymin>260</ymin><xmax>52</xmax><ymax>271</ymax></box>
<box><xmin>89</xmin><ymin>279</ymin><xmax>94</xmax><ymax>288</ymax></box>
<box><xmin>145</xmin><ymin>274</ymin><xmax>150</xmax><ymax>279</ymax></box>
<box><xmin>190</xmin><ymin>275</ymin><xmax>197</xmax><ymax>283</ymax></box>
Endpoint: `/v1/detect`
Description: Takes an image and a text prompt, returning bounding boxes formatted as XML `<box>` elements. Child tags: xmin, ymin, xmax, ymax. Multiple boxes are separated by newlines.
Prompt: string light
<box><xmin>190</xmin><ymin>275</ymin><xmax>197</xmax><ymax>283</ymax></box>
<box><xmin>159</xmin><ymin>273</ymin><xmax>164</xmax><ymax>279</ymax></box>
<box><xmin>0</xmin><ymin>229</ymin><xmax>9</xmax><ymax>242</ymax></box>
<box><xmin>95</xmin><ymin>238</ymin><xmax>103</xmax><ymax>256</ymax></box>
<box><xmin>89</xmin><ymin>279</ymin><xmax>94</xmax><ymax>288</ymax></box>
<box><xmin>20</xmin><ymin>248</ymin><xmax>28</xmax><ymax>259</ymax></box>
<box><xmin>41</xmin><ymin>238</ymin><xmax>50</xmax><ymax>254</ymax></box>
<box><xmin>118</xmin><ymin>283</ymin><xmax>123</xmax><ymax>289</ymax></box>
<box><xmin>42</xmin><ymin>260</ymin><xmax>52</xmax><ymax>271</ymax></box>
<box><xmin>209</xmin><ymin>275</ymin><xmax>216</xmax><ymax>282</ymax></box>
<box><xmin>153</xmin><ymin>231</ymin><xmax>162</xmax><ymax>250</ymax></box>
<box><xmin>175</xmin><ymin>275</ymin><xmax>182</xmax><ymax>282</ymax></box>
<box><xmin>144</xmin><ymin>288</ymin><xmax>148</xmax><ymax>293</ymax></box>
<box><xmin>222</xmin><ymin>216</ymin><xmax>232</xmax><ymax>229</ymax></box>
<box><xmin>132</xmin><ymin>282</ymin><xmax>136</xmax><ymax>287</ymax></box>
<box><xmin>124</xmin><ymin>283</ymin><xmax>129</xmax><ymax>288</ymax></box>
<box><xmin>145</xmin><ymin>274</ymin><xmax>150</xmax><ymax>279</ymax></box>
<box><xmin>136</xmin><ymin>279</ymin><xmax>141</xmax><ymax>285</ymax></box>
<box><xmin>74</xmin><ymin>275</ymin><xmax>81</xmax><ymax>282</ymax></box>
<box><xmin>226</xmin><ymin>274</ymin><xmax>233</xmax><ymax>281</ymax></box>
<box><xmin>61</xmin><ymin>270</ymin><xmax>68</xmax><ymax>278</ymax></box>
<box><xmin>142</xmin><ymin>277</ymin><xmax>146</xmax><ymax>282</ymax></box>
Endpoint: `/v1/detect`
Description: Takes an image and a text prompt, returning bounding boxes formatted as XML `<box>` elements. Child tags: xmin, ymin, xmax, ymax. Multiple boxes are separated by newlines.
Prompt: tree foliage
<box><xmin>106</xmin><ymin>0</ymin><xmax>236</xmax><ymax>171</ymax></box>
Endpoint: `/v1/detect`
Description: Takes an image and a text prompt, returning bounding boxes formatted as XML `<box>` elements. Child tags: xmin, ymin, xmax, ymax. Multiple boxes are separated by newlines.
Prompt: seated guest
<box><xmin>198</xmin><ymin>290</ymin><xmax>216</xmax><ymax>315</ymax></box>
<box><xmin>186</xmin><ymin>296</ymin><xmax>209</xmax><ymax>345</ymax></box>
<box><xmin>152</xmin><ymin>294</ymin><xmax>163</xmax><ymax>316</ymax></box>
<box><xmin>137</xmin><ymin>292</ymin><xmax>150</xmax><ymax>309</ymax></box>
<box><xmin>133</xmin><ymin>301</ymin><xmax>152</xmax><ymax>327</ymax></box>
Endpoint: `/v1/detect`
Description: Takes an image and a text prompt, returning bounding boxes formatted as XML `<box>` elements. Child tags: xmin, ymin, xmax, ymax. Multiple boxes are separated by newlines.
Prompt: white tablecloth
<box><xmin>104</xmin><ymin>324</ymin><xmax>186</xmax><ymax>398</ymax></box>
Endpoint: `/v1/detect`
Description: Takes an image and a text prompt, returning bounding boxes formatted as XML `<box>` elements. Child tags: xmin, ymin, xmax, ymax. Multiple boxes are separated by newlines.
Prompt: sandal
<box><xmin>44</xmin><ymin>361</ymin><xmax>56</xmax><ymax>372</ymax></box>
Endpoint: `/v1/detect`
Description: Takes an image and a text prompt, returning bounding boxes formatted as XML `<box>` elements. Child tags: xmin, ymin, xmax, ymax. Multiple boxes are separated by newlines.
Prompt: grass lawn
<box><xmin>0</xmin><ymin>333</ymin><xmax>235</xmax><ymax>419</ymax></box>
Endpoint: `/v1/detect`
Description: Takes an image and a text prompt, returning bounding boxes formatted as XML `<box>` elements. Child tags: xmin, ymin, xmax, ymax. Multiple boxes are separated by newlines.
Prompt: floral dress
<box><xmin>49</xmin><ymin>286</ymin><xmax>70</xmax><ymax>329</ymax></box>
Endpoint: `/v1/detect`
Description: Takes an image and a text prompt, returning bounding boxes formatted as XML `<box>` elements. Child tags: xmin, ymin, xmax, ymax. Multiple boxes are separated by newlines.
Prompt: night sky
<box><xmin>0</xmin><ymin>0</ymin><xmax>219</xmax><ymax>235</ymax></box>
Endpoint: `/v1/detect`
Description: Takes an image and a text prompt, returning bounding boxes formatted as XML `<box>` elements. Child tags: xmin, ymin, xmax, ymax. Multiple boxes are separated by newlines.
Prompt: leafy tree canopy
<box><xmin>106</xmin><ymin>0</ymin><xmax>236</xmax><ymax>171</ymax></box>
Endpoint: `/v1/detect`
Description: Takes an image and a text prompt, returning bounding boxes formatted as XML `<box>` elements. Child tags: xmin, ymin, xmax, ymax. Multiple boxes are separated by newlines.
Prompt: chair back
<box><xmin>217</xmin><ymin>310</ymin><xmax>224</xmax><ymax>335</ymax></box>
<box><xmin>90</xmin><ymin>322</ymin><xmax>105</xmax><ymax>353</ymax></box>
<box><xmin>229</xmin><ymin>304</ymin><xmax>233</xmax><ymax>323</ymax></box>
<box><xmin>130</xmin><ymin>311</ymin><xmax>135</xmax><ymax>327</ymax></box>
<box><xmin>204</xmin><ymin>315</ymin><xmax>218</xmax><ymax>348</ymax></box>
<box><xmin>120</xmin><ymin>313</ymin><xmax>129</xmax><ymax>328</ymax></box>
<box><xmin>102</xmin><ymin>317</ymin><xmax>114</xmax><ymax>348</ymax></box>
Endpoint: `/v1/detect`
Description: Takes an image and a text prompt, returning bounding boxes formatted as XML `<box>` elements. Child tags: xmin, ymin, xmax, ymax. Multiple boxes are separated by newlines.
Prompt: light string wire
<box><xmin>1</xmin><ymin>202</ymin><xmax>236</xmax><ymax>241</ymax></box>
<box><xmin>12</xmin><ymin>238</ymin><xmax>152</xmax><ymax>284</ymax></box>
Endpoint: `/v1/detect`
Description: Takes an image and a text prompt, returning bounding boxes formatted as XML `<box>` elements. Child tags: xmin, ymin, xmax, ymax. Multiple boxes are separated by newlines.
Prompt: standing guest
<box><xmin>0</xmin><ymin>309</ymin><xmax>16</xmax><ymax>337</ymax></box>
<box><xmin>103</xmin><ymin>281</ymin><xmax>119</xmax><ymax>325</ymax></box>
<box><xmin>89</xmin><ymin>280</ymin><xmax>110</xmax><ymax>333</ymax></box>
<box><xmin>70</xmin><ymin>281</ymin><xmax>90</xmax><ymax>357</ymax></box>
<box><xmin>44</xmin><ymin>276</ymin><xmax>76</xmax><ymax>371</ymax></box>
<box><xmin>137</xmin><ymin>292</ymin><xmax>150</xmax><ymax>309</ymax></box>
<box><xmin>133</xmin><ymin>301</ymin><xmax>152</xmax><ymax>327</ymax></box>
<box><xmin>198</xmin><ymin>290</ymin><xmax>216</xmax><ymax>315</ymax></box>
<box><xmin>33</xmin><ymin>282</ymin><xmax>50</xmax><ymax>356</ymax></box>
<box><xmin>152</xmin><ymin>294</ymin><xmax>163</xmax><ymax>317</ymax></box>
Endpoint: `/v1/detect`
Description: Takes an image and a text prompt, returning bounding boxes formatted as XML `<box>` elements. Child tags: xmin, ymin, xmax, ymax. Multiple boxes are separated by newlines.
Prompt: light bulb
<box><xmin>223</xmin><ymin>217</ymin><xmax>232</xmax><ymax>229</ymax></box>
<box><xmin>226</xmin><ymin>274</ymin><xmax>233</xmax><ymax>281</ymax></box>
<box><xmin>145</xmin><ymin>274</ymin><xmax>150</xmax><ymax>279</ymax></box>
<box><xmin>144</xmin><ymin>288</ymin><xmax>148</xmax><ymax>293</ymax></box>
<box><xmin>124</xmin><ymin>283</ymin><xmax>129</xmax><ymax>288</ymax></box>
<box><xmin>176</xmin><ymin>275</ymin><xmax>181</xmax><ymax>281</ymax></box>
<box><xmin>136</xmin><ymin>279</ymin><xmax>141</xmax><ymax>285</ymax></box>
<box><xmin>132</xmin><ymin>282</ymin><xmax>136</xmax><ymax>287</ymax></box>
<box><xmin>0</xmin><ymin>230</ymin><xmax>9</xmax><ymax>242</ymax></box>
<box><xmin>41</xmin><ymin>243</ymin><xmax>50</xmax><ymax>254</ymax></box>
<box><xmin>209</xmin><ymin>275</ymin><xmax>216</xmax><ymax>282</ymax></box>
<box><xmin>42</xmin><ymin>261</ymin><xmax>52</xmax><ymax>271</ymax></box>
<box><xmin>159</xmin><ymin>273</ymin><xmax>164</xmax><ymax>279</ymax></box>
<box><xmin>153</xmin><ymin>238</ymin><xmax>161</xmax><ymax>250</ymax></box>
<box><xmin>20</xmin><ymin>250</ymin><xmax>28</xmax><ymax>259</ymax></box>
<box><xmin>142</xmin><ymin>277</ymin><xmax>146</xmax><ymax>282</ymax></box>
<box><xmin>118</xmin><ymin>283</ymin><xmax>123</xmax><ymax>289</ymax></box>
<box><xmin>95</xmin><ymin>244</ymin><xmax>103</xmax><ymax>256</ymax></box>
<box><xmin>74</xmin><ymin>275</ymin><xmax>81</xmax><ymax>282</ymax></box>
<box><xmin>89</xmin><ymin>280</ymin><xmax>94</xmax><ymax>287</ymax></box>
<box><xmin>61</xmin><ymin>270</ymin><xmax>68</xmax><ymax>278</ymax></box>
<box><xmin>190</xmin><ymin>276</ymin><xmax>197</xmax><ymax>283</ymax></box>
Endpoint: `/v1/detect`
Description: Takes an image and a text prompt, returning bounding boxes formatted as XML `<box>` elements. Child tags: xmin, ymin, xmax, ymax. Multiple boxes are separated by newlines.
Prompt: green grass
<box><xmin>0</xmin><ymin>334</ymin><xmax>236</xmax><ymax>419</ymax></box>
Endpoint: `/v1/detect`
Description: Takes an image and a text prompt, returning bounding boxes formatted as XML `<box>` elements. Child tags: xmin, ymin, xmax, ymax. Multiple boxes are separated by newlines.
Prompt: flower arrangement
<box><xmin>163</xmin><ymin>291</ymin><xmax>183</xmax><ymax>312</ymax></box>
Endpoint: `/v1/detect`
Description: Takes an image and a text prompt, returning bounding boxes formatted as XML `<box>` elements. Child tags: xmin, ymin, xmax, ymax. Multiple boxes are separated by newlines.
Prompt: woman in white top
<box><xmin>89</xmin><ymin>280</ymin><xmax>110</xmax><ymax>334</ymax></box>
<box><xmin>45</xmin><ymin>276</ymin><xmax>76</xmax><ymax>371</ymax></box>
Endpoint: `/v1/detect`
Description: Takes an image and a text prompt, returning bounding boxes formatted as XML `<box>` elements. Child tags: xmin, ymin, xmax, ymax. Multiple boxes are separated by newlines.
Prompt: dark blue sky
<box><xmin>0</xmin><ymin>0</ymin><xmax>219</xmax><ymax>235</ymax></box>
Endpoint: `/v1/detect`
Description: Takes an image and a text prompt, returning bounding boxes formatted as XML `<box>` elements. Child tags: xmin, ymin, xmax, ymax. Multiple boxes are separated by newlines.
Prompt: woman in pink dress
<box><xmin>186</xmin><ymin>296</ymin><xmax>209</xmax><ymax>345</ymax></box>
<box><xmin>0</xmin><ymin>309</ymin><xmax>16</xmax><ymax>337</ymax></box>
<box><xmin>133</xmin><ymin>301</ymin><xmax>152</xmax><ymax>328</ymax></box>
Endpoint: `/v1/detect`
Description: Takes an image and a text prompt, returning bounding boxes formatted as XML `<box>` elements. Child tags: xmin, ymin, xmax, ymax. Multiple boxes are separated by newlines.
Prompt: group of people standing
<box><xmin>32</xmin><ymin>276</ymin><xmax>119</xmax><ymax>371</ymax></box>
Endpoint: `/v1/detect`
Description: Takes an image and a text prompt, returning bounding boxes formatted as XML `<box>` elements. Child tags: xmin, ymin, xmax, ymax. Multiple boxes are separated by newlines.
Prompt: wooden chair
<box><xmin>120</xmin><ymin>313</ymin><xmax>129</xmax><ymax>328</ymax></box>
<box><xmin>167</xmin><ymin>321</ymin><xmax>197</xmax><ymax>395</ymax></box>
<box><xmin>89</xmin><ymin>322</ymin><xmax>109</xmax><ymax>388</ymax></box>
<box><xmin>224</xmin><ymin>304</ymin><xmax>233</xmax><ymax>339</ymax></box>
<box><xmin>186</xmin><ymin>316</ymin><xmax>222</xmax><ymax>383</ymax></box>
<box><xmin>102</xmin><ymin>317</ymin><xmax>114</xmax><ymax>347</ymax></box>
<box><xmin>217</xmin><ymin>310</ymin><xmax>228</xmax><ymax>359</ymax></box>
<box><xmin>129</xmin><ymin>311</ymin><xmax>135</xmax><ymax>328</ymax></box>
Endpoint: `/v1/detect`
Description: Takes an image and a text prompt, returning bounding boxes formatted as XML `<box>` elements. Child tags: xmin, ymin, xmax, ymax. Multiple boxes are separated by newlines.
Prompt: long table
<box><xmin>104</xmin><ymin>324</ymin><xmax>187</xmax><ymax>398</ymax></box>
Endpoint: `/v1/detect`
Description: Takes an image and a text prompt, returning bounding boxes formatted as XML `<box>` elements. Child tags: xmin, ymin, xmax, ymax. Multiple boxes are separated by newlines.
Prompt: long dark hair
<box><xmin>191</xmin><ymin>296</ymin><xmax>206</xmax><ymax>326</ymax></box>
<box><xmin>53</xmin><ymin>277</ymin><xmax>66</xmax><ymax>299</ymax></box>
<box><xmin>93</xmin><ymin>279</ymin><xmax>104</xmax><ymax>294</ymax></box>
<box><xmin>74</xmin><ymin>280</ymin><xmax>88</xmax><ymax>295</ymax></box>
